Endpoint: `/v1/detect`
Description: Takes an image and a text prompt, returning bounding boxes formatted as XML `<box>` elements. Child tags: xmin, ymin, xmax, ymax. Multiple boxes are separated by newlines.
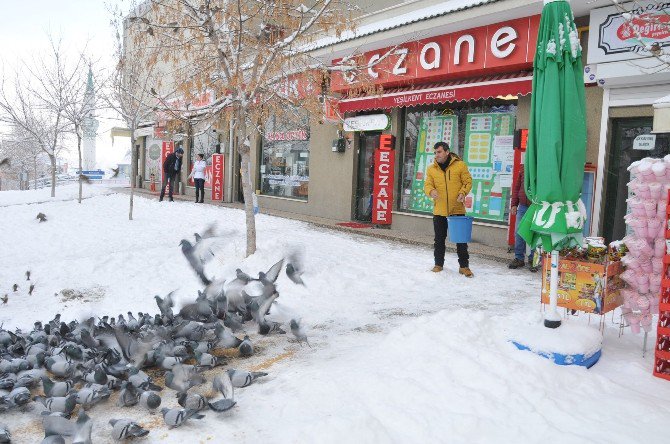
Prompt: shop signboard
<box><xmin>331</xmin><ymin>15</ymin><xmax>540</xmax><ymax>92</ymax></box>
<box><xmin>463</xmin><ymin>113</ymin><xmax>515</xmax><ymax>222</ymax></box>
<box><xmin>409</xmin><ymin>115</ymin><xmax>458</xmax><ymax>213</ymax></box>
<box><xmin>588</xmin><ymin>1</ymin><xmax>670</xmax><ymax>64</ymax></box>
<box><xmin>372</xmin><ymin>135</ymin><xmax>395</xmax><ymax>224</ymax></box>
<box><xmin>343</xmin><ymin>114</ymin><xmax>390</xmax><ymax>132</ymax></box>
<box><xmin>211</xmin><ymin>153</ymin><xmax>224</xmax><ymax>201</ymax></box>
<box><xmin>161</xmin><ymin>141</ymin><xmax>175</xmax><ymax>194</ymax></box>
<box><xmin>145</xmin><ymin>137</ymin><xmax>162</xmax><ymax>181</ymax></box>
<box><xmin>541</xmin><ymin>256</ymin><xmax>624</xmax><ymax>315</ymax></box>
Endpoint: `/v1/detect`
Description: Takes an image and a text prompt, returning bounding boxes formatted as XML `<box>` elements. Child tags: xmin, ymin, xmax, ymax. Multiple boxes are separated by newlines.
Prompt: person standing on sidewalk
<box><xmin>189</xmin><ymin>153</ymin><xmax>207</xmax><ymax>203</ymax></box>
<box><xmin>508</xmin><ymin>164</ymin><xmax>537</xmax><ymax>272</ymax></box>
<box><xmin>424</xmin><ymin>141</ymin><xmax>474</xmax><ymax>278</ymax></box>
<box><xmin>159</xmin><ymin>148</ymin><xmax>184</xmax><ymax>202</ymax></box>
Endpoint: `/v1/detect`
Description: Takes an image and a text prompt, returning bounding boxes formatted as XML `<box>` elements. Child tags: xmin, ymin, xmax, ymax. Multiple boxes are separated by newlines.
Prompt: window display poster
<box><xmin>463</xmin><ymin>113</ymin><xmax>515</xmax><ymax>222</ymax></box>
<box><xmin>409</xmin><ymin>115</ymin><xmax>458</xmax><ymax>213</ymax></box>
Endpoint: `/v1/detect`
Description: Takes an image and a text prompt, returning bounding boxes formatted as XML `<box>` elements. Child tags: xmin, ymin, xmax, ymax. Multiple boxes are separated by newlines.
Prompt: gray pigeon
<box><xmin>179</xmin><ymin>239</ymin><xmax>213</xmax><ymax>285</ymax></box>
<box><xmin>109</xmin><ymin>419</ymin><xmax>150</xmax><ymax>440</ymax></box>
<box><xmin>212</xmin><ymin>372</ymin><xmax>234</xmax><ymax>400</ymax></box>
<box><xmin>9</xmin><ymin>386</ymin><xmax>30</xmax><ymax>405</ymax></box>
<box><xmin>72</xmin><ymin>411</ymin><xmax>92</xmax><ymax>444</ymax></box>
<box><xmin>165</xmin><ymin>364</ymin><xmax>205</xmax><ymax>393</ymax></box>
<box><xmin>238</xmin><ymin>335</ymin><xmax>253</xmax><ymax>357</ymax></box>
<box><xmin>42</xmin><ymin>377</ymin><xmax>73</xmax><ymax>398</ymax></box>
<box><xmin>0</xmin><ymin>423</ymin><xmax>9</xmax><ymax>443</ymax></box>
<box><xmin>226</xmin><ymin>369</ymin><xmax>268</xmax><ymax>388</ymax></box>
<box><xmin>36</xmin><ymin>212</ymin><xmax>47</xmax><ymax>222</ymax></box>
<box><xmin>286</xmin><ymin>263</ymin><xmax>305</xmax><ymax>285</ymax></box>
<box><xmin>176</xmin><ymin>392</ymin><xmax>207</xmax><ymax>411</ymax></box>
<box><xmin>139</xmin><ymin>390</ymin><xmax>162</xmax><ymax>410</ymax></box>
<box><xmin>195</xmin><ymin>351</ymin><xmax>227</xmax><ymax>368</ymax></box>
<box><xmin>214</xmin><ymin>322</ymin><xmax>242</xmax><ymax>348</ymax></box>
<box><xmin>154</xmin><ymin>291</ymin><xmax>175</xmax><ymax>320</ymax></box>
<box><xmin>208</xmin><ymin>398</ymin><xmax>236</xmax><ymax>412</ymax></box>
<box><xmin>160</xmin><ymin>408</ymin><xmax>205</xmax><ymax>428</ymax></box>
<box><xmin>33</xmin><ymin>394</ymin><xmax>77</xmax><ymax>416</ymax></box>
<box><xmin>76</xmin><ymin>387</ymin><xmax>107</xmax><ymax>408</ymax></box>
<box><xmin>117</xmin><ymin>382</ymin><xmax>139</xmax><ymax>407</ymax></box>
<box><xmin>290</xmin><ymin>319</ymin><xmax>310</xmax><ymax>347</ymax></box>
<box><xmin>41</xmin><ymin>411</ymin><xmax>75</xmax><ymax>438</ymax></box>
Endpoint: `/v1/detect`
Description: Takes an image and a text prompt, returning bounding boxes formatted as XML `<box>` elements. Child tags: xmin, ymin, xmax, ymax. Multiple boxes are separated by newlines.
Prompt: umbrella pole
<box><xmin>545</xmin><ymin>250</ymin><xmax>562</xmax><ymax>328</ymax></box>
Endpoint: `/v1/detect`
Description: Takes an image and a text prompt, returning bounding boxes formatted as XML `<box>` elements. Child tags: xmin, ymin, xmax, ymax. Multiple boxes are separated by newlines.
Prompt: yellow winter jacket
<box><xmin>424</xmin><ymin>154</ymin><xmax>473</xmax><ymax>216</ymax></box>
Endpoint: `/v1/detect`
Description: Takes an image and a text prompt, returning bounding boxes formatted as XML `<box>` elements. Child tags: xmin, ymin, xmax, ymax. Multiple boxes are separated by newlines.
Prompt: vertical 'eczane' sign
<box><xmin>211</xmin><ymin>153</ymin><xmax>225</xmax><ymax>201</ymax></box>
<box><xmin>372</xmin><ymin>134</ymin><xmax>395</xmax><ymax>225</ymax></box>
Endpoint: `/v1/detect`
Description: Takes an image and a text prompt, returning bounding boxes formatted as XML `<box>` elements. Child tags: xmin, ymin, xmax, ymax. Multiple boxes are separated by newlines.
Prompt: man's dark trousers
<box><xmin>433</xmin><ymin>215</ymin><xmax>469</xmax><ymax>268</ymax></box>
<box><xmin>160</xmin><ymin>173</ymin><xmax>177</xmax><ymax>201</ymax></box>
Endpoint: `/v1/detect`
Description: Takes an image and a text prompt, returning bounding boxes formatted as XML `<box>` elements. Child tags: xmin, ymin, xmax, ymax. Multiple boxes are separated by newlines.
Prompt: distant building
<box><xmin>82</xmin><ymin>67</ymin><xmax>99</xmax><ymax>171</ymax></box>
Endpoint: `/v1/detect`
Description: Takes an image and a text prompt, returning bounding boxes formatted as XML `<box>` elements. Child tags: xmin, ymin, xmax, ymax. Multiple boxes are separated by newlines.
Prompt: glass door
<box><xmin>354</xmin><ymin>132</ymin><xmax>381</xmax><ymax>221</ymax></box>
<box><xmin>602</xmin><ymin>117</ymin><xmax>668</xmax><ymax>242</ymax></box>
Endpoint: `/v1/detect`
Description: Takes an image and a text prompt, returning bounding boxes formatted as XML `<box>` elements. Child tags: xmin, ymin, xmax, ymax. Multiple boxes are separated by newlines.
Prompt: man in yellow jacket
<box><xmin>424</xmin><ymin>141</ymin><xmax>474</xmax><ymax>277</ymax></box>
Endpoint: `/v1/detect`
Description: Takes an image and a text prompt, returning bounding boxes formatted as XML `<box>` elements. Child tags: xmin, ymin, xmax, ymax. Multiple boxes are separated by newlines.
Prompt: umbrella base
<box><xmin>509</xmin><ymin>321</ymin><xmax>603</xmax><ymax>368</ymax></box>
<box><xmin>544</xmin><ymin>319</ymin><xmax>562</xmax><ymax>329</ymax></box>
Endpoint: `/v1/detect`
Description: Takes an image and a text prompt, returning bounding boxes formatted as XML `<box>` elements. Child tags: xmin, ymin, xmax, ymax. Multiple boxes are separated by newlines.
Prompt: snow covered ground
<box><xmin>1</xmin><ymin>190</ymin><xmax>669</xmax><ymax>443</ymax></box>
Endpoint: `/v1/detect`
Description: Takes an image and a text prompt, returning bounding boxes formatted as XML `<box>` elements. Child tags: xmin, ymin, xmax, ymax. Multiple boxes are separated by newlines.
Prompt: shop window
<box><xmin>260</xmin><ymin>114</ymin><xmax>310</xmax><ymax>200</ymax></box>
<box><xmin>399</xmin><ymin>99</ymin><xmax>518</xmax><ymax>224</ymax></box>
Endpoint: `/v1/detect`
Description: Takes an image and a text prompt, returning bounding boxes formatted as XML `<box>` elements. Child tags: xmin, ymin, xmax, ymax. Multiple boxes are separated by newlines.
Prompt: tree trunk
<box><xmin>236</xmin><ymin>112</ymin><xmax>257</xmax><ymax>257</ymax></box>
<box><xmin>49</xmin><ymin>154</ymin><xmax>56</xmax><ymax>197</ymax></box>
<box><xmin>33</xmin><ymin>160</ymin><xmax>37</xmax><ymax>190</ymax></box>
<box><xmin>129</xmin><ymin>132</ymin><xmax>137</xmax><ymax>221</ymax></box>
<box><xmin>77</xmin><ymin>132</ymin><xmax>83</xmax><ymax>204</ymax></box>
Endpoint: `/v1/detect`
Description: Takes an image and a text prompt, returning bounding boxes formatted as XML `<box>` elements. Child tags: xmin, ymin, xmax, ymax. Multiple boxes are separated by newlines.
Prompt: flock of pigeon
<box><xmin>0</xmin><ymin>225</ymin><xmax>308</xmax><ymax>442</ymax></box>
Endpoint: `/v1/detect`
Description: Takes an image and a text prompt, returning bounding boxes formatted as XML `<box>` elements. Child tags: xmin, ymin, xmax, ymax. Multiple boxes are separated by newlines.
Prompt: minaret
<box><xmin>82</xmin><ymin>67</ymin><xmax>99</xmax><ymax>171</ymax></box>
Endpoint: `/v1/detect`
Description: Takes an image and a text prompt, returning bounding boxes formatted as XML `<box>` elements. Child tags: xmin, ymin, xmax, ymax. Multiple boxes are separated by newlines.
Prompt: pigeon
<box><xmin>117</xmin><ymin>382</ymin><xmax>139</xmax><ymax>407</ymax></box>
<box><xmin>72</xmin><ymin>410</ymin><xmax>92</xmax><ymax>444</ymax></box>
<box><xmin>235</xmin><ymin>268</ymin><xmax>252</xmax><ymax>283</ymax></box>
<box><xmin>1</xmin><ymin>295</ymin><xmax>6</xmax><ymax>304</ymax></box>
<box><xmin>290</xmin><ymin>319</ymin><xmax>310</xmax><ymax>347</ymax></box>
<box><xmin>138</xmin><ymin>390</ymin><xmax>161</xmax><ymax>410</ymax></box>
<box><xmin>286</xmin><ymin>263</ymin><xmax>305</xmax><ymax>286</ymax></box>
<box><xmin>164</xmin><ymin>364</ymin><xmax>205</xmax><ymax>393</ymax></box>
<box><xmin>36</xmin><ymin>212</ymin><xmax>47</xmax><ymax>222</ymax></box>
<box><xmin>0</xmin><ymin>158</ymin><xmax>9</xmax><ymax>167</ymax></box>
<box><xmin>208</xmin><ymin>397</ymin><xmax>236</xmax><ymax>412</ymax></box>
<box><xmin>9</xmin><ymin>386</ymin><xmax>31</xmax><ymax>405</ymax></box>
<box><xmin>29</xmin><ymin>283</ymin><xmax>36</xmax><ymax>295</ymax></box>
<box><xmin>109</xmin><ymin>419</ymin><xmax>150</xmax><ymax>440</ymax></box>
<box><xmin>33</xmin><ymin>394</ymin><xmax>77</xmax><ymax>416</ymax></box>
<box><xmin>41</xmin><ymin>377</ymin><xmax>73</xmax><ymax>398</ymax></box>
<box><xmin>12</xmin><ymin>284</ymin><xmax>18</xmax><ymax>292</ymax></box>
<box><xmin>154</xmin><ymin>291</ymin><xmax>175</xmax><ymax>320</ymax></box>
<box><xmin>195</xmin><ymin>351</ymin><xmax>227</xmax><ymax>368</ymax></box>
<box><xmin>214</xmin><ymin>322</ymin><xmax>242</xmax><ymax>348</ymax></box>
<box><xmin>176</xmin><ymin>392</ymin><xmax>207</xmax><ymax>411</ymax></box>
<box><xmin>0</xmin><ymin>423</ymin><xmax>9</xmax><ymax>443</ymax></box>
<box><xmin>226</xmin><ymin>369</ymin><xmax>268</xmax><ymax>388</ymax></box>
<box><xmin>111</xmin><ymin>166</ymin><xmax>120</xmax><ymax>178</ymax></box>
<box><xmin>78</xmin><ymin>174</ymin><xmax>92</xmax><ymax>184</ymax></box>
<box><xmin>212</xmin><ymin>371</ymin><xmax>234</xmax><ymax>400</ymax></box>
<box><xmin>41</xmin><ymin>411</ymin><xmax>75</xmax><ymax>438</ymax></box>
<box><xmin>26</xmin><ymin>270</ymin><xmax>31</xmax><ymax>281</ymax></box>
<box><xmin>76</xmin><ymin>386</ymin><xmax>107</xmax><ymax>408</ymax></box>
<box><xmin>160</xmin><ymin>408</ymin><xmax>205</xmax><ymax>428</ymax></box>
<box><xmin>238</xmin><ymin>335</ymin><xmax>254</xmax><ymax>357</ymax></box>
<box><xmin>179</xmin><ymin>239</ymin><xmax>214</xmax><ymax>285</ymax></box>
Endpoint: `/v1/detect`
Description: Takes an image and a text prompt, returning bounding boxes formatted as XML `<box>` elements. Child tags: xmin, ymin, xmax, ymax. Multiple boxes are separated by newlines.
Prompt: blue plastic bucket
<box><xmin>447</xmin><ymin>216</ymin><xmax>473</xmax><ymax>243</ymax></box>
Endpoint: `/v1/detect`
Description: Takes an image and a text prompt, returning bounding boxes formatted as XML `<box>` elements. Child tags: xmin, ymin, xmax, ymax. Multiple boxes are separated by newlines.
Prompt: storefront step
<box><xmin>119</xmin><ymin>187</ymin><xmax>512</xmax><ymax>264</ymax></box>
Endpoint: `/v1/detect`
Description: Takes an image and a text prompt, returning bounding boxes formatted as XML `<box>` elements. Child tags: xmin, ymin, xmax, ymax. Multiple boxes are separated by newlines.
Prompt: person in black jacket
<box><xmin>159</xmin><ymin>148</ymin><xmax>184</xmax><ymax>202</ymax></box>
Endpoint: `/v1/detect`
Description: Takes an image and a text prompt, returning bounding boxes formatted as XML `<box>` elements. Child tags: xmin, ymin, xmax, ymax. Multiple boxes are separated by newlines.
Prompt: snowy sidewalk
<box><xmin>122</xmin><ymin>187</ymin><xmax>513</xmax><ymax>263</ymax></box>
<box><xmin>1</xmin><ymin>190</ymin><xmax>669</xmax><ymax>443</ymax></box>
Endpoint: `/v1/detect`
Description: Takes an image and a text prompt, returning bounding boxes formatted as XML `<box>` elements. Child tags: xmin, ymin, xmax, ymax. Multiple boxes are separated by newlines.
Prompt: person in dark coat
<box><xmin>508</xmin><ymin>164</ymin><xmax>537</xmax><ymax>271</ymax></box>
<box><xmin>159</xmin><ymin>148</ymin><xmax>184</xmax><ymax>202</ymax></box>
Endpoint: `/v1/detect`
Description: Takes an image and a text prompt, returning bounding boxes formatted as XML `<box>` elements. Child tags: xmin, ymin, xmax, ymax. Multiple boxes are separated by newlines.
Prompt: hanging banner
<box><xmin>463</xmin><ymin>113</ymin><xmax>515</xmax><ymax>222</ymax></box>
<box><xmin>211</xmin><ymin>153</ymin><xmax>225</xmax><ymax>201</ymax></box>
<box><xmin>372</xmin><ymin>135</ymin><xmax>395</xmax><ymax>224</ymax></box>
<box><xmin>409</xmin><ymin>115</ymin><xmax>458</xmax><ymax>213</ymax></box>
<box><xmin>161</xmin><ymin>141</ymin><xmax>175</xmax><ymax>194</ymax></box>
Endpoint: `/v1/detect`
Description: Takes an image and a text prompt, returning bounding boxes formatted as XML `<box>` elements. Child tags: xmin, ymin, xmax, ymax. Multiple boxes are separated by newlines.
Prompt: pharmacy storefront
<box><xmin>333</xmin><ymin>15</ymin><xmax>539</xmax><ymax>246</ymax></box>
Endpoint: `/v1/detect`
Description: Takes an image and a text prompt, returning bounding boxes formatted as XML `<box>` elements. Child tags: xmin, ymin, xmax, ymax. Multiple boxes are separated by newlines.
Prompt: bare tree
<box><xmin>107</xmin><ymin>3</ymin><xmax>162</xmax><ymax>221</ymax></box>
<box><xmin>0</xmin><ymin>126</ymin><xmax>50</xmax><ymax>190</ymax></box>
<box><xmin>119</xmin><ymin>0</ymin><xmax>364</xmax><ymax>256</ymax></box>
<box><xmin>0</xmin><ymin>41</ymin><xmax>71</xmax><ymax>197</ymax></box>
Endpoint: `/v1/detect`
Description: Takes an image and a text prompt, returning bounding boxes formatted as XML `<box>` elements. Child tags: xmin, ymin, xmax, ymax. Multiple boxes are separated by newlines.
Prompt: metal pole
<box><xmin>545</xmin><ymin>250</ymin><xmax>562</xmax><ymax>328</ymax></box>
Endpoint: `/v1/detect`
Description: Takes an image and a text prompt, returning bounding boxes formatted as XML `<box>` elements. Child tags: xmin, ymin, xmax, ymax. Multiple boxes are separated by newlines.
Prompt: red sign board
<box><xmin>331</xmin><ymin>15</ymin><xmax>540</xmax><ymax>92</ymax></box>
<box><xmin>211</xmin><ymin>153</ymin><xmax>225</xmax><ymax>201</ymax></box>
<box><xmin>372</xmin><ymin>135</ymin><xmax>395</xmax><ymax>225</ymax></box>
<box><xmin>161</xmin><ymin>141</ymin><xmax>175</xmax><ymax>194</ymax></box>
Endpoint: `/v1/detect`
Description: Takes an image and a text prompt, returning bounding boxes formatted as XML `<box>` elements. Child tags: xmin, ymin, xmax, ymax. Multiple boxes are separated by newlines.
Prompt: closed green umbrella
<box><xmin>517</xmin><ymin>0</ymin><xmax>587</xmax><ymax>328</ymax></box>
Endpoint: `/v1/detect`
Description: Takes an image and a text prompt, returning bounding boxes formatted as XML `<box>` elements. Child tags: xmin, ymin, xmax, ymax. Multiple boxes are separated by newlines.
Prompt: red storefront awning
<box><xmin>338</xmin><ymin>72</ymin><xmax>533</xmax><ymax>113</ymax></box>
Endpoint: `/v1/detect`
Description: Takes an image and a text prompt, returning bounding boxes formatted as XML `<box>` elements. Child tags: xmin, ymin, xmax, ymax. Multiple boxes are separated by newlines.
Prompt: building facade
<box><xmin>129</xmin><ymin>0</ymin><xmax>669</xmax><ymax>250</ymax></box>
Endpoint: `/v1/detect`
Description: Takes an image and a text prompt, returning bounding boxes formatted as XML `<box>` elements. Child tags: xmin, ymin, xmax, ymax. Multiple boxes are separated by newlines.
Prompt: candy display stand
<box><xmin>653</xmin><ymin>190</ymin><xmax>670</xmax><ymax>381</ymax></box>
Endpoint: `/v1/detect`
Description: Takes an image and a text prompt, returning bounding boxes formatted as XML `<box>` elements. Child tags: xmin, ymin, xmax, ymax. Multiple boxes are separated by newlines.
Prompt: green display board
<box><xmin>463</xmin><ymin>113</ymin><xmax>516</xmax><ymax>222</ymax></box>
<box><xmin>409</xmin><ymin>115</ymin><xmax>458</xmax><ymax>213</ymax></box>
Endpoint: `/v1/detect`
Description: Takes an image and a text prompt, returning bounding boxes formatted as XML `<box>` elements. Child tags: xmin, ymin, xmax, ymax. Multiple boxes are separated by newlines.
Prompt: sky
<box><xmin>0</xmin><ymin>0</ymin><xmax>131</xmax><ymax>170</ymax></box>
